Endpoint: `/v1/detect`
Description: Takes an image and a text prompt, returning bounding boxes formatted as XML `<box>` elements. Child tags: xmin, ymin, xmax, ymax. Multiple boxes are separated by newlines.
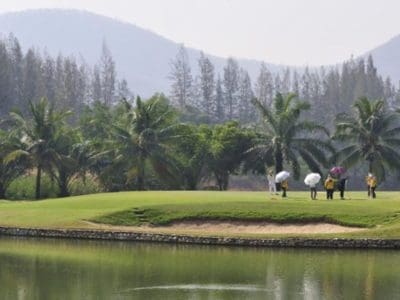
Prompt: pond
<box><xmin>0</xmin><ymin>236</ymin><xmax>399</xmax><ymax>299</ymax></box>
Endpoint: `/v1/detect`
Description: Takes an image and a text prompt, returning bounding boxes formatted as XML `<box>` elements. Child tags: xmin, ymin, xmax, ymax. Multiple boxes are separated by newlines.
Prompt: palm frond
<box><xmin>252</xmin><ymin>97</ymin><xmax>279</xmax><ymax>132</ymax></box>
<box><xmin>298</xmin><ymin>149</ymin><xmax>323</xmax><ymax>174</ymax></box>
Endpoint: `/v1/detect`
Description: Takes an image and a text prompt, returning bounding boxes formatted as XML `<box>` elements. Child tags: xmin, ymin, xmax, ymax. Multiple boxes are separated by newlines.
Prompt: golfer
<box><xmin>338</xmin><ymin>177</ymin><xmax>348</xmax><ymax>200</ymax></box>
<box><xmin>310</xmin><ymin>183</ymin><xmax>317</xmax><ymax>200</ymax></box>
<box><xmin>365</xmin><ymin>173</ymin><xmax>372</xmax><ymax>197</ymax></box>
<box><xmin>324</xmin><ymin>175</ymin><xmax>335</xmax><ymax>200</ymax></box>
<box><xmin>267</xmin><ymin>170</ymin><xmax>277</xmax><ymax>195</ymax></box>
<box><xmin>369</xmin><ymin>175</ymin><xmax>377</xmax><ymax>198</ymax></box>
<box><xmin>281</xmin><ymin>179</ymin><xmax>288</xmax><ymax>198</ymax></box>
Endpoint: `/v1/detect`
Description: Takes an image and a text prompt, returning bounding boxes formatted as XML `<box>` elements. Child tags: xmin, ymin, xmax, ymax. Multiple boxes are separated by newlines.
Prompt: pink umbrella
<box><xmin>330</xmin><ymin>166</ymin><xmax>346</xmax><ymax>175</ymax></box>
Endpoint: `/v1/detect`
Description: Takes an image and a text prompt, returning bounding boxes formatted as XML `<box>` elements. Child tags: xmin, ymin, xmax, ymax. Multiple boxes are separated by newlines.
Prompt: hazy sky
<box><xmin>0</xmin><ymin>0</ymin><xmax>399</xmax><ymax>65</ymax></box>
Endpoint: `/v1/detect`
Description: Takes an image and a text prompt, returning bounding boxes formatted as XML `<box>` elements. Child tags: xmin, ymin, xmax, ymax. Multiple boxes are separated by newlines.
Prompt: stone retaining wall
<box><xmin>0</xmin><ymin>226</ymin><xmax>399</xmax><ymax>249</ymax></box>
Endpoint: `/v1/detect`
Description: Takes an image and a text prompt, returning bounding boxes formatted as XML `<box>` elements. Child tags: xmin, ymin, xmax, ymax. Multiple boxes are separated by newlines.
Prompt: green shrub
<box><xmin>69</xmin><ymin>176</ymin><xmax>104</xmax><ymax>196</ymax></box>
<box><xmin>6</xmin><ymin>174</ymin><xmax>59</xmax><ymax>200</ymax></box>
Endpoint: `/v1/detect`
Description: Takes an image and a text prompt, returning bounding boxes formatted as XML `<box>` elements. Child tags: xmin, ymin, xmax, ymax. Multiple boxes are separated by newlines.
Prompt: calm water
<box><xmin>0</xmin><ymin>237</ymin><xmax>399</xmax><ymax>299</ymax></box>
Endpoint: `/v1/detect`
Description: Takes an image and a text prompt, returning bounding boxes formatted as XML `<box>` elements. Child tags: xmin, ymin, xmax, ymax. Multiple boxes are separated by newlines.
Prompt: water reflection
<box><xmin>0</xmin><ymin>236</ymin><xmax>399</xmax><ymax>299</ymax></box>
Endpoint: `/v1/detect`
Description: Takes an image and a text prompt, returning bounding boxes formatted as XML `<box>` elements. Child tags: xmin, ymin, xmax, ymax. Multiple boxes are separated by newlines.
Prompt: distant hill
<box><xmin>0</xmin><ymin>9</ymin><xmax>398</xmax><ymax>97</ymax></box>
<box><xmin>367</xmin><ymin>35</ymin><xmax>400</xmax><ymax>83</ymax></box>
<box><xmin>0</xmin><ymin>9</ymin><xmax>282</xmax><ymax>97</ymax></box>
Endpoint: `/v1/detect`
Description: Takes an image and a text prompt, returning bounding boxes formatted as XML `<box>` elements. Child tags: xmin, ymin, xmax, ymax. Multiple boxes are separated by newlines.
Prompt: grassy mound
<box><xmin>1</xmin><ymin>191</ymin><xmax>400</xmax><ymax>238</ymax></box>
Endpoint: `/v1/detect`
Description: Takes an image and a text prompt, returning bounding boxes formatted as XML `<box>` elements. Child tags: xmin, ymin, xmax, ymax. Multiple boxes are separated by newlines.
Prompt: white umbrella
<box><xmin>304</xmin><ymin>173</ymin><xmax>321</xmax><ymax>186</ymax></box>
<box><xmin>275</xmin><ymin>171</ymin><xmax>290</xmax><ymax>183</ymax></box>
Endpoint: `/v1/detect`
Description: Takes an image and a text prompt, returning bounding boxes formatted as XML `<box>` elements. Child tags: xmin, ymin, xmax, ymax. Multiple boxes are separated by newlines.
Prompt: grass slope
<box><xmin>1</xmin><ymin>191</ymin><xmax>400</xmax><ymax>238</ymax></box>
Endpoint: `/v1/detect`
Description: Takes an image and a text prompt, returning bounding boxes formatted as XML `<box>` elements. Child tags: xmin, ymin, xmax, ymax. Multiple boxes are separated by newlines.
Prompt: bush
<box><xmin>69</xmin><ymin>176</ymin><xmax>104</xmax><ymax>196</ymax></box>
<box><xmin>6</xmin><ymin>174</ymin><xmax>59</xmax><ymax>200</ymax></box>
<box><xmin>6</xmin><ymin>173</ymin><xmax>105</xmax><ymax>200</ymax></box>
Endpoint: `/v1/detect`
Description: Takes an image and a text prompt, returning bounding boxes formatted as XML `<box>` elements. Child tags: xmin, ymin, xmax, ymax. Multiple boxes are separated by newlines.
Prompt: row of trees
<box><xmin>0</xmin><ymin>35</ymin><xmax>132</xmax><ymax>120</ymax></box>
<box><xmin>1</xmin><ymin>92</ymin><xmax>400</xmax><ymax>200</ymax></box>
<box><xmin>1</xmin><ymin>34</ymin><xmax>397</xmax><ymax>132</ymax></box>
<box><xmin>169</xmin><ymin>46</ymin><xmax>400</xmax><ymax>128</ymax></box>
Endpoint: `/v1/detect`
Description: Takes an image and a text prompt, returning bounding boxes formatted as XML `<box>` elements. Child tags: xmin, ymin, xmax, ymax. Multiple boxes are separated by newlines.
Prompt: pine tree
<box><xmin>255</xmin><ymin>62</ymin><xmax>274</xmax><ymax>106</ymax></box>
<box><xmin>168</xmin><ymin>45</ymin><xmax>193</xmax><ymax>109</ymax></box>
<box><xmin>215</xmin><ymin>75</ymin><xmax>224</xmax><ymax>122</ymax></box>
<box><xmin>292</xmin><ymin>70</ymin><xmax>300</xmax><ymax>96</ymax></box>
<box><xmin>91</xmin><ymin>65</ymin><xmax>102</xmax><ymax>103</ymax></box>
<box><xmin>198</xmin><ymin>52</ymin><xmax>215</xmax><ymax>117</ymax></box>
<box><xmin>384</xmin><ymin>77</ymin><xmax>396</xmax><ymax>109</ymax></box>
<box><xmin>281</xmin><ymin>68</ymin><xmax>291</xmax><ymax>94</ymax></box>
<box><xmin>77</xmin><ymin>63</ymin><xmax>89</xmax><ymax>106</ymax></box>
<box><xmin>274</xmin><ymin>73</ymin><xmax>282</xmax><ymax>94</ymax></box>
<box><xmin>223</xmin><ymin>58</ymin><xmax>239</xmax><ymax>119</ymax></box>
<box><xmin>237</xmin><ymin>69</ymin><xmax>254</xmax><ymax>123</ymax></box>
<box><xmin>42</xmin><ymin>53</ymin><xmax>56</xmax><ymax>105</ymax></box>
<box><xmin>55</xmin><ymin>54</ymin><xmax>67</xmax><ymax>109</ymax></box>
<box><xmin>8</xmin><ymin>35</ymin><xmax>23</xmax><ymax>112</ymax></box>
<box><xmin>117</xmin><ymin>79</ymin><xmax>133</xmax><ymax>101</ymax></box>
<box><xmin>340</xmin><ymin>59</ymin><xmax>357</xmax><ymax>109</ymax></box>
<box><xmin>353</xmin><ymin>58</ymin><xmax>366</xmax><ymax>100</ymax></box>
<box><xmin>0</xmin><ymin>40</ymin><xmax>12</xmax><ymax>116</ymax></box>
<box><xmin>300</xmin><ymin>67</ymin><xmax>312</xmax><ymax>101</ymax></box>
<box><xmin>366</xmin><ymin>55</ymin><xmax>384</xmax><ymax>100</ymax></box>
<box><xmin>321</xmin><ymin>68</ymin><xmax>340</xmax><ymax>127</ymax></box>
<box><xmin>22</xmin><ymin>49</ymin><xmax>44</xmax><ymax>107</ymax></box>
<box><xmin>100</xmin><ymin>41</ymin><xmax>116</xmax><ymax>106</ymax></box>
<box><xmin>63</xmin><ymin>57</ymin><xmax>83</xmax><ymax>118</ymax></box>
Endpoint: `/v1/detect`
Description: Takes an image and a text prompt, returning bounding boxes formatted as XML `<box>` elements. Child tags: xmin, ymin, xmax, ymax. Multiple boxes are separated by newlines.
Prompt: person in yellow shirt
<box><xmin>369</xmin><ymin>175</ymin><xmax>377</xmax><ymax>198</ymax></box>
<box><xmin>281</xmin><ymin>179</ymin><xmax>288</xmax><ymax>198</ymax></box>
<box><xmin>365</xmin><ymin>173</ymin><xmax>373</xmax><ymax>197</ymax></box>
<box><xmin>324</xmin><ymin>175</ymin><xmax>335</xmax><ymax>200</ymax></box>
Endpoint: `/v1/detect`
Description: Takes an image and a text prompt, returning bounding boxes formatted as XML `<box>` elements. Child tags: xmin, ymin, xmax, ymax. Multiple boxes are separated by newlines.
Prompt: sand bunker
<box><xmin>87</xmin><ymin>220</ymin><xmax>365</xmax><ymax>235</ymax></box>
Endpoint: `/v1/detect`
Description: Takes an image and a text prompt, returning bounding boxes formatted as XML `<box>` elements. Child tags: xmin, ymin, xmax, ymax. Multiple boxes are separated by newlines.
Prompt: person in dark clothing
<box><xmin>338</xmin><ymin>177</ymin><xmax>348</xmax><ymax>200</ymax></box>
<box><xmin>310</xmin><ymin>183</ymin><xmax>317</xmax><ymax>200</ymax></box>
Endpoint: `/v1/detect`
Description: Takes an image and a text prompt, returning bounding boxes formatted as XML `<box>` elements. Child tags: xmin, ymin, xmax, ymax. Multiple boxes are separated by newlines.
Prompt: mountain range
<box><xmin>0</xmin><ymin>9</ymin><xmax>398</xmax><ymax>97</ymax></box>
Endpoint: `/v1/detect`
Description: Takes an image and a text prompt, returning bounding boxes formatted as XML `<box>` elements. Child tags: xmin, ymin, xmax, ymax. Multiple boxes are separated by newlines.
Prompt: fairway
<box><xmin>1</xmin><ymin>191</ymin><xmax>400</xmax><ymax>238</ymax></box>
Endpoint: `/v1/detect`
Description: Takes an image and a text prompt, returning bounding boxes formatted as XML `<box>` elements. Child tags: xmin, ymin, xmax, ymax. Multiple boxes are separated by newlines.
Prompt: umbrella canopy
<box><xmin>330</xmin><ymin>166</ymin><xmax>346</xmax><ymax>175</ymax></box>
<box><xmin>304</xmin><ymin>173</ymin><xmax>321</xmax><ymax>186</ymax></box>
<box><xmin>275</xmin><ymin>171</ymin><xmax>290</xmax><ymax>183</ymax></box>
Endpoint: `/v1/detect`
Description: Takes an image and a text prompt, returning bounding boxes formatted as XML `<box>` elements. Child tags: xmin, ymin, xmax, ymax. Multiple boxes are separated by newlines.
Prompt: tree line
<box><xmin>169</xmin><ymin>46</ymin><xmax>400</xmax><ymax>130</ymax></box>
<box><xmin>0</xmin><ymin>34</ymin><xmax>132</xmax><ymax>120</ymax></box>
<box><xmin>1</xmin><ymin>36</ymin><xmax>400</xmax><ymax>199</ymax></box>
<box><xmin>1</xmin><ymin>91</ymin><xmax>400</xmax><ymax>200</ymax></box>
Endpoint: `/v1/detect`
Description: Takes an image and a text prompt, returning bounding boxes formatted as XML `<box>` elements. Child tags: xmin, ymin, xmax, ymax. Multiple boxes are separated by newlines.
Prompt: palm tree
<box><xmin>9</xmin><ymin>98</ymin><xmax>71</xmax><ymax>199</ymax></box>
<box><xmin>111</xmin><ymin>95</ymin><xmax>181</xmax><ymax>190</ymax></box>
<box><xmin>50</xmin><ymin>127</ymin><xmax>85</xmax><ymax>197</ymax></box>
<box><xmin>333</xmin><ymin>96</ymin><xmax>400</xmax><ymax>181</ymax></box>
<box><xmin>0</xmin><ymin>129</ymin><xmax>28</xmax><ymax>199</ymax></box>
<box><xmin>250</xmin><ymin>93</ymin><xmax>333</xmax><ymax>180</ymax></box>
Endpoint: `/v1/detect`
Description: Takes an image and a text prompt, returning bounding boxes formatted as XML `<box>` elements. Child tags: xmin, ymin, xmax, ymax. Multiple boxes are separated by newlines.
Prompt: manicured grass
<box><xmin>1</xmin><ymin>191</ymin><xmax>400</xmax><ymax>238</ymax></box>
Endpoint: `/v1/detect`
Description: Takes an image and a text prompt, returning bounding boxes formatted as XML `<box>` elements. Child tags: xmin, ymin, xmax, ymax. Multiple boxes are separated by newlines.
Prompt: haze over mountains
<box><xmin>0</xmin><ymin>9</ymin><xmax>398</xmax><ymax>97</ymax></box>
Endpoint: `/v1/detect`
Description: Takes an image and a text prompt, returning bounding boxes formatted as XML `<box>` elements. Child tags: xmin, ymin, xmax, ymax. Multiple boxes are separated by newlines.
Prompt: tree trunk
<box><xmin>187</xmin><ymin>178</ymin><xmax>198</xmax><ymax>190</ymax></box>
<box><xmin>58</xmin><ymin>170</ymin><xmax>70</xmax><ymax>197</ymax></box>
<box><xmin>215</xmin><ymin>173</ymin><xmax>223</xmax><ymax>191</ymax></box>
<box><xmin>215</xmin><ymin>171</ymin><xmax>229</xmax><ymax>191</ymax></box>
<box><xmin>0</xmin><ymin>184</ymin><xmax>6</xmax><ymax>199</ymax></box>
<box><xmin>35</xmin><ymin>166</ymin><xmax>42</xmax><ymax>200</ymax></box>
<box><xmin>274</xmin><ymin>145</ymin><xmax>283</xmax><ymax>191</ymax></box>
<box><xmin>274</xmin><ymin>146</ymin><xmax>283</xmax><ymax>174</ymax></box>
<box><xmin>137</xmin><ymin>155</ymin><xmax>145</xmax><ymax>191</ymax></box>
<box><xmin>222</xmin><ymin>175</ymin><xmax>229</xmax><ymax>190</ymax></box>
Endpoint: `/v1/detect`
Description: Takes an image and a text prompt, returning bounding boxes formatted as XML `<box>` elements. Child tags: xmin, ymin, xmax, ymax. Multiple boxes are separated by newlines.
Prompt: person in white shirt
<box><xmin>267</xmin><ymin>170</ymin><xmax>277</xmax><ymax>195</ymax></box>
